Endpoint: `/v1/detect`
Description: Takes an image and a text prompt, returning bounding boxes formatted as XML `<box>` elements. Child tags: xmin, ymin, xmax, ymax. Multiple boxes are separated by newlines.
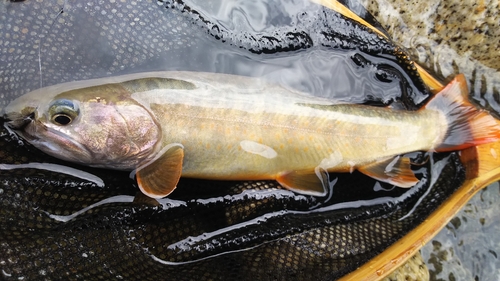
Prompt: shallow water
<box><xmin>360</xmin><ymin>0</ymin><xmax>500</xmax><ymax>117</ymax></box>
<box><xmin>358</xmin><ymin>0</ymin><xmax>500</xmax><ymax>279</ymax></box>
<box><xmin>420</xmin><ymin>184</ymin><xmax>500</xmax><ymax>281</ymax></box>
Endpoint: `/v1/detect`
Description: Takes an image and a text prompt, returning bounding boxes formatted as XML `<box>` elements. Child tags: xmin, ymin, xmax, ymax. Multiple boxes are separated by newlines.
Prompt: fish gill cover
<box><xmin>0</xmin><ymin>0</ymin><xmax>465</xmax><ymax>280</ymax></box>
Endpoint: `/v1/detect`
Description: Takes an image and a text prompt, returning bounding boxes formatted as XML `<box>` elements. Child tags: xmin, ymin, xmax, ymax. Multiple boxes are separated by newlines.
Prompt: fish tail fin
<box><xmin>425</xmin><ymin>74</ymin><xmax>500</xmax><ymax>152</ymax></box>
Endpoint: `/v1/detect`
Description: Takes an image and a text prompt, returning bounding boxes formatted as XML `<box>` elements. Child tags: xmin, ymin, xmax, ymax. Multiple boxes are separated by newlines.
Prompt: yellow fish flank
<box><xmin>4</xmin><ymin>71</ymin><xmax>500</xmax><ymax>198</ymax></box>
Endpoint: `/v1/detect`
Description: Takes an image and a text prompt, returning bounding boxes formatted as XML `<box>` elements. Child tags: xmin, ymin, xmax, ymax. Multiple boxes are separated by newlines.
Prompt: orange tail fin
<box><xmin>425</xmin><ymin>74</ymin><xmax>500</xmax><ymax>152</ymax></box>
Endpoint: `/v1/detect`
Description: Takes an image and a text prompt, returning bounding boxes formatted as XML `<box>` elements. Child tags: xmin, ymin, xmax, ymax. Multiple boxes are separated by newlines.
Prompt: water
<box><xmin>420</xmin><ymin>184</ymin><xmax>500</xmax><ymax>281</ymax></box>
<box><xmin>359</xmin><ymin>0</ymin><xmax>500</xmax><ymax>117</ymax></box>
<box><xmin>358</xmin><ymin>0</ymin><xmax>500</xmax><ymax>279</ymax></box>
<box><xmin>0</xmin><ymin>0</ymin><xmax>428</xmax><ymax>111</ymax></box>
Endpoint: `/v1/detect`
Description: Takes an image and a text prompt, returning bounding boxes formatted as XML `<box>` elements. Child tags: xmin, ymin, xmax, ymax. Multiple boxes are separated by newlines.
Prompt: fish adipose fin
<box><xmin>133</xmin><ymin>143</ymin><xmax>184</xmax><ymax>199</ymax></box>
<box><xmin>276</xmin><ymin>169</ymin><xmax>329</xmax><ymax>196</ymax></box>
<box><xmin>358</xmin><ymin>156</ymin><xmax>419</xmax><ymax>188</ymax></box>
<box><xmin>426</xmin><ymin>74</ymin><xmax>500</xmax><ymax>152</ymax></box>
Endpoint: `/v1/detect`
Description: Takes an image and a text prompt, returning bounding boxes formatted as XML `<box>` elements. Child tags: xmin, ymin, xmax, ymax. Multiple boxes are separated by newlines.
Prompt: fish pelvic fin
<box><xmin>133</xmin><ymin>143</ymin><xmax>184</xmax><ymax>199</ymax></box>
<box><xmin>276</xmin><ymin>169</ymin><xmax>329</xmax><ymax>196</ymax></box>
<box><xmin>425</xmin><ymin>74</ymin><xmax>500</xmax><ymax>152</ymax></box>
<box><xmin>358</xmin><ymin>156</ymin><xmax>419</xmax><ymax>188</ymax></box>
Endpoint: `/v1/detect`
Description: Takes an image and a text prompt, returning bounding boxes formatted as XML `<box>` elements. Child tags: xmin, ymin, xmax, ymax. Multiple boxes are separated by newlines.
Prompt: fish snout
<box><xmin>4</xmin><ymin>108</ymin><xmax>36</xmax><ymax>130</ymax></box>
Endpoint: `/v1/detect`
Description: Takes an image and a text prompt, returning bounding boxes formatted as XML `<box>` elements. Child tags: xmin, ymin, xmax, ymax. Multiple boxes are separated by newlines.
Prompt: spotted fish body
<box><xmin>4</xmin><ymin>71</ymin><xmax>500</xmax><ymax>198</ymax></box>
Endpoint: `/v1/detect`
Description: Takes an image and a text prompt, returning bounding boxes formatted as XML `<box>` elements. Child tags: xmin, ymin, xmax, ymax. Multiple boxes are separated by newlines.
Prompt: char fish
<box><xmin>4</xmin><ymin>71</ymin><xmax>500</xmax><ymax>198</ymax></box>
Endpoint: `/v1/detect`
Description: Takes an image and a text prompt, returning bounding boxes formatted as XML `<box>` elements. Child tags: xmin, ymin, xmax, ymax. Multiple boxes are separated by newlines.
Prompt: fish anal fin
<box><xmin>134</xmin><ymin>143</ymin><xmax>184</xmax><ymax>199</ymax></box>
<box><xmin>276</xmin><ymin>169</ymin><xmax>328</xmax><ymax>196</ymax></box>
<box><xmin>358</xmin><ymin>156</ymin><xmax>418</xmax><ymax>188</ymax></box>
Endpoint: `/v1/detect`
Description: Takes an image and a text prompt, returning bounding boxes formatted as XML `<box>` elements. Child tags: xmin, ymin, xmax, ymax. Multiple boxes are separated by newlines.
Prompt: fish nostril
<box><xmin>4</xmin><ymin>111</ymin><xmax>35</xmax><ymax>130</ymax></box>
<box><xmin>27</xmin><ymin>111</ymin><xmax>35</xmax><ymax>120</ymax></box>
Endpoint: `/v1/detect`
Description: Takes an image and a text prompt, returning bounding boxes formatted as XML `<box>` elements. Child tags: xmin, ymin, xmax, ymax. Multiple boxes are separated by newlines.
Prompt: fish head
<box><xmin>4</xmin><ymin>83</ymin><xmax>162</xmax><ymax>170</ymax></box>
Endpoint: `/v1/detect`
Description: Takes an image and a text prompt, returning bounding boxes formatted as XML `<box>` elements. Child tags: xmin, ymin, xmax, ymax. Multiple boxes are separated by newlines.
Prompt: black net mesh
<box><xmin>0</xmin><ymin>0</ymin><xmax>465</xmax><ymax>280</ymax></box>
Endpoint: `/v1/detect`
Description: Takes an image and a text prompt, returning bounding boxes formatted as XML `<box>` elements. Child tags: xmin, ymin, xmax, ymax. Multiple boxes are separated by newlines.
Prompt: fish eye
<box><xmin>49</xmin><ymin>99</ymin><xmax>79</xmax><ymax>126</ymax></box>
<box><xmin>52</xmin><ymin>114</ymin><xmax>73</xmax><ymax>125</ymax></box>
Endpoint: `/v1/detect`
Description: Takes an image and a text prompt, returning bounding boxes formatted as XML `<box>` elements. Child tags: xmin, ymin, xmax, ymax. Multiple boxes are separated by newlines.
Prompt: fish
<box><xmin>3</xmin><ymin>71</ymin><xmax>500</xmax><ymax>198</ymax></box>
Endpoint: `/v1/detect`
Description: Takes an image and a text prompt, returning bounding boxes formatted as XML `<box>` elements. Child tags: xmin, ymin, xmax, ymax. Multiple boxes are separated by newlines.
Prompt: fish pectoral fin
<box><xmin>358</xmin><ymin>156</ymin><xmax>418</xmax><ymax>188</ymax></box>
<box><xmin>133</xmin><ymin>143</ymin><xmax>184</xmax><ymax>199</ymax></box>
<box><xmin>276</xmin><ymin>169</ymin><xmax>329</xmax><ymax>196</ymax></box>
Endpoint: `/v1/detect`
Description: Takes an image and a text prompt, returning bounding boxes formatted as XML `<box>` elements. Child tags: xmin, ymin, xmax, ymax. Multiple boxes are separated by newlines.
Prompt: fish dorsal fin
<box><xmin>358</xmin><ymin>156</ymin><xmax>418</xmax><ymax>188</ymax></box>
<box><xmin>133</xmin><ymin>143</ymin><xmax>184</xmax><ymax>199</ymax></box>
<box><xmin>276</xmin><ymin>169</ymin><xmax>329</xmax><ymax>196</ymax></box>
